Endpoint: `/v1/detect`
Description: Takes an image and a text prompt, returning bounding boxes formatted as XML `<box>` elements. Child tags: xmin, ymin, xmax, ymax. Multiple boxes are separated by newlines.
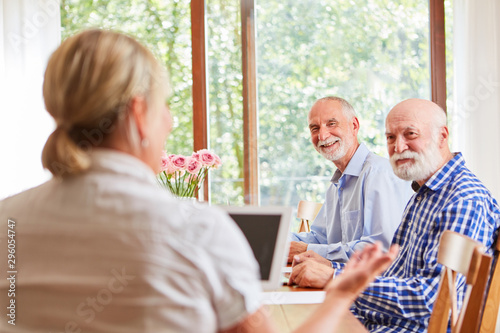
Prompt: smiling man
<box><xmin>289</xmin><ymin>96</ymin><xmax>412</xmax><ymax>266</ymax></box>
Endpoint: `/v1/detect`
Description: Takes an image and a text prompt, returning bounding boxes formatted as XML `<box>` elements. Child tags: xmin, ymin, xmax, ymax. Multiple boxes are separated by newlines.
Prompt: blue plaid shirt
<box><xmin>351</xmin><ymin>153</ymin><xmax>500</xmax><ymax>332</ymax></box>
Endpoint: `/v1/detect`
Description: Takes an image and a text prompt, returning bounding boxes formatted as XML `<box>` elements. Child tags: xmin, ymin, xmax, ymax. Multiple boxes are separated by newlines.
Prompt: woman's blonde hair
<box><xmin>42</xmin><ymin>29</ymin><xmax>167</xmax><ymax>178</ymax></box>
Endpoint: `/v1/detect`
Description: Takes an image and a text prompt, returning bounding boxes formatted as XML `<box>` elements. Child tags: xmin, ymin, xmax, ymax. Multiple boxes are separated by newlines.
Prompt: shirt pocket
<box><xmin>342</xmin><ymin>210</ymin><xmax>362</xmax><ymax>242</ymax></box>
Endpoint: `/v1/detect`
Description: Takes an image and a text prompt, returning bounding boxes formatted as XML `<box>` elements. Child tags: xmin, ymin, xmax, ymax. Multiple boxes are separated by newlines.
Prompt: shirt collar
<box><xmin>331</xmin><ymin>143</ymin><xmax>369</xmax><ymax>182</ymax></box>
<box><xmin>420</xmin><ymin>152</ymin><xmax>465</xmax><ymax>192</ymax></box>
<box><xmin>88</xmin><ymin>149</ymin><xmax>158</xmax><ymax>186</ymax></box>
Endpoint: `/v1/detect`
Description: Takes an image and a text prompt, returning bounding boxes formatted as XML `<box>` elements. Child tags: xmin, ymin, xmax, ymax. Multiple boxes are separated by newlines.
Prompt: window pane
<box><xmin>60</xmin><ymin>0</ymin><xmax>193</xmax><ymax>155</ymax></box>
<box><xmin>255</xmin><ymin>0</ymin><xmax>431</xmax><ymax>207</ymax></box>
<box><xmin>206</xmin><ymin>0</ymin><xmax>245</xmax><ymax>205</ymax></box>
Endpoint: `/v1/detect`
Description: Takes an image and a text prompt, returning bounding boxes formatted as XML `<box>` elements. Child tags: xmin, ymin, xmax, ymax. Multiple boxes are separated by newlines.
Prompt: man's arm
<box><xmin>304</xmin><ymin>167</ymin><xmax>411</xmax><ymax>263</ymax></box>
<box><xmin>289</xmin><ymin>205</ymin><xmax>329</xmax><ymax>261</ymax></box>
<box><xmin>292</xmin><ymin>162</ymin><xmax>412</xmax><ymax>263</ymax></box>
<box><xmin>354</xmin><ymin>199</ymin><xmax>495</xmax><ymax>327</ymax></box>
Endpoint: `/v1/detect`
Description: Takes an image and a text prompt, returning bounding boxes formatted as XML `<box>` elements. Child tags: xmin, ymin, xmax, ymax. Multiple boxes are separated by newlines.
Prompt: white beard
<box><xmin>390</xmin><ymin>139</ymin><xmax>442</xmax><ymax>182</ymax></box>
<box><xmin>315</xmin><ymin>136</ymin><xmax>351</xmax><ymax>162</ymax></box>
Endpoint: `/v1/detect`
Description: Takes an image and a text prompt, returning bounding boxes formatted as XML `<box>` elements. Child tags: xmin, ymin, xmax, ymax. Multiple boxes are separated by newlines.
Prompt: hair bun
<box><xmin>42</xmin><ymin>126</ymin><xmax>90</xmax><ymax>178</ymax></box>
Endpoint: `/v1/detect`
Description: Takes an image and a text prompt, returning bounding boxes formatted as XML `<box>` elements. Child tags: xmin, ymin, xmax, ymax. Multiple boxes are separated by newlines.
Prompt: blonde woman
<box><xmin>0</xmin><ymin>29</ymin><xmax>397</xmax><ymax>332</ymax></box>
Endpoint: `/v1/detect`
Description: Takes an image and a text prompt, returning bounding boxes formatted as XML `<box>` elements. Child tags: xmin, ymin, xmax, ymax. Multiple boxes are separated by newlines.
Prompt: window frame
<box><xmin>191</xmin><ymin>0</ymin><xmax>447</xmax><ymax>204</ymax></box>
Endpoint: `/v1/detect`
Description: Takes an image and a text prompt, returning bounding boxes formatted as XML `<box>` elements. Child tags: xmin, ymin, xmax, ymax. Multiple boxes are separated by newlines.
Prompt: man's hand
<box><xmin>287</xmin><ymin>241</ymin><xmax>308</xmax><ymax>263</ymax></box>
<box><xmin>292</xmin><ymin>250</ymin><xmax>332</xmax><ymax>267</ymax></box>
<box><xmin>288</xmin><ymin>243</ymin><xmax>399</xmax><ymax>290</ymax></box>
<box><xmin>288</xmin><ymin>259</ymin><xmax>334</xmax><ymax>288</ymax></box>
<box><xmin>324</xmin><ymin>242</ymin><xmax>399</xmax><ymax>302</ymax></box>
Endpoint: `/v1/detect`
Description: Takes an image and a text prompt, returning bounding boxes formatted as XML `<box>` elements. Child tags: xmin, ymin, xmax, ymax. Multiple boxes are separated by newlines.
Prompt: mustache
<box><xmin>317</xmin><ymin>136</ymin><xmax>340</xmax><ymax>148</ymax></box>
<box><xmin>391</xmin><ymin>151</ymin><xmax>420</xmax><ymax>163</ymax></box>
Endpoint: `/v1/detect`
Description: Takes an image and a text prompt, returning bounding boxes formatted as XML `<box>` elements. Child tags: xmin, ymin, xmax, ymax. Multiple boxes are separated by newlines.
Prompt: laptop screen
<box><xmin>228</xmin><ymin>213</ymin><xmax>281</xmax><ymax>280</ymax></box>
<box><xmin>220</xmin><ymin>206</ymin><xmax>292</xmax><ymax>290</ymax></box>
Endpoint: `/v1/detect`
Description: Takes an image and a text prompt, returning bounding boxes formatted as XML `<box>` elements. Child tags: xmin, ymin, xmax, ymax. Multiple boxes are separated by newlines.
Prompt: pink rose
<box><xmin>160</xmin><ymin>151</ymin><xmax>172</xmax><ymax>173</ymax></box>
<box><xmin>197</xmin><ymin>149</ymin><xmax>220</xmax><ymax>167</ymax></box>
<box><xmin>170</xmin><ymin>154</ymin><xmax>188</xmax><ymax>171</ymax></box>
<box><xmin>186</xmin><ymin>157</ymin><xmax>202</xmax><ymax>174</ymax></box>
<box><xmin>191</xmin><ymin>152</ymin><xmax>200</xmax><ymax>161</ymax></box>
<box><xmin>213</xmin><ymin>154</ymin><xmax>222</xmax><ymax>167</ymax></box>
<box><xmin>159</xmin><ymin>151</ymin><xmax>178</xmax><ymax>175</ymax></box>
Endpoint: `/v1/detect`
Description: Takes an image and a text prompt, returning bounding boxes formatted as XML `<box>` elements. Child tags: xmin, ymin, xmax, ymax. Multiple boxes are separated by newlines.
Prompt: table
<box><xmin>264</xmin><ymin>286</ymin><xmax>368</xmax><ymax>333</ymax></box>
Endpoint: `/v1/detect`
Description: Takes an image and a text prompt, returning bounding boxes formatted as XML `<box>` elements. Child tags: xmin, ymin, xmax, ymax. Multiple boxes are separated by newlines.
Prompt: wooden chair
<box><xmin>296</xmin><ymin>200</ymin><xmax>322</xmax><ymax>233</ymax></box>
<box><xmin>428</xmin><ymin>230</ymin><xmax>492</xmax><ymax>333</ymax></box>
<box><xmin>458</xmin><ymin>249</ymin><xmax>492</xmax><ymax>333</ymax></box>
<box><xmin>478</xmin><ymin>231</ymin><xmax>500</xmax><ymax>333</ymax></box>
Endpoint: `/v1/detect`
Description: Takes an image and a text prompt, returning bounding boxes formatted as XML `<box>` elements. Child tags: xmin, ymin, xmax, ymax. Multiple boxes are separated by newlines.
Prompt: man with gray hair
<box><xmin>288</xmin><ymin>96</ymin><xmax>412</xmax><ymax>268</ymax></box>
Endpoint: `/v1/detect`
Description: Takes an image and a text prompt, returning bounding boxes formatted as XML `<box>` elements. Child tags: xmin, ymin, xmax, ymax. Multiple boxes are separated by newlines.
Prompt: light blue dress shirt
<box><xmin>291</xmin><ymin>143</ymin><xmax>413</xmax><ymax>263</ymax></box>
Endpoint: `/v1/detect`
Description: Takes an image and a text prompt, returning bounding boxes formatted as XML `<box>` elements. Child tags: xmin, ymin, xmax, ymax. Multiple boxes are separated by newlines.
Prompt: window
<box><xmin>61</xmin><ymin>0</ymin><xmax>193</xmax><ymax>155</ymax></box>
<box><xmin>254</xmin><ymin>0</ymin><xmax>431</xmax><ymax>206</ymax></box>
<box><xmin>61</xmin><ymin>0</ymin><xmax>449</xmax><ymax>209</ymax></box>
<box><xmin>198</xmin><ymin>0</ymin><xmax>449</xmax><ymax>207</ymax></box>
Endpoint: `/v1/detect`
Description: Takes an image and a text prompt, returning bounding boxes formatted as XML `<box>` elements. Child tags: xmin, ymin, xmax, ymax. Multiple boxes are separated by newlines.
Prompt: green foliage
<box><xmin>61</xmin><ymin>0</ymin><xmax>193</xmax><ymax>155</ymax></box>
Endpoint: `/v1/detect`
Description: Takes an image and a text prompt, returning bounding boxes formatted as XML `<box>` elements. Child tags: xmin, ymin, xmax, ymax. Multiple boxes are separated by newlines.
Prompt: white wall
<box><xmin>452</xmin><ymin>0</ymin><xmax>500</xmax><ymax>201</ymax></box>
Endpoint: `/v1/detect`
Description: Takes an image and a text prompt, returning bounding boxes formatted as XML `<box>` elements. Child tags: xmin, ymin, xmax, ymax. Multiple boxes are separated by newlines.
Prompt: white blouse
<box><xmin>0</xmin><ymin>149</ymin><xmax>261</xmax><ymax>332</ymax></box>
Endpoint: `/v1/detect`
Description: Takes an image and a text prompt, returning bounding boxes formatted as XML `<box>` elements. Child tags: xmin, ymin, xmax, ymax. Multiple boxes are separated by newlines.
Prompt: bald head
<box><xmin>387</xmin><ymin>98</ymin><xmax>447</xmax><ymax>130</ymax></box>
<box><xmin>385</xmin><ymin>99</ymin><xmax>453</xmax><ymax>185</ymax></box>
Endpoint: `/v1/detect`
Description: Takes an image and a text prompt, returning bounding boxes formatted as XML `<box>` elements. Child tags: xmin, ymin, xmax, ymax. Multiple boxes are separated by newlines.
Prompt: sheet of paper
<box><xmin>260</xmin><ymin>291</ymin><xmax>326</xmax><ymax>304</ymax></box>
<box><xmin>281</xmin><ymin>266</ymin><xmax>293</xmax><ymax>285</ymax></box>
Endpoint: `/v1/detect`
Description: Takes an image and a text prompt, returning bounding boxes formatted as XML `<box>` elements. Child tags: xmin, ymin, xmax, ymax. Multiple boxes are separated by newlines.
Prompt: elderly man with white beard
<box><xmin>288</xmin><ymin>98</ymin><xmax>500</xmax><ymax>333</ymax></box>
<box><xmin>288</xmin><ymin>96</ymin><xmax>413</xmax><ymax>268</ymax></box>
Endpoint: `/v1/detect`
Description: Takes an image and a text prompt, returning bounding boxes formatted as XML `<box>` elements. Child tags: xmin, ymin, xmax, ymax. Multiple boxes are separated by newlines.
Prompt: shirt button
<box><xmin>416</xmin><ymin>196</ymin><xmax>421</xmax><ymax>201</ymax></box>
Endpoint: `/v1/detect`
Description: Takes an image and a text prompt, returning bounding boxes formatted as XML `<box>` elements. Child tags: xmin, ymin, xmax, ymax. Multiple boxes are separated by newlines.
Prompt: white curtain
<box><xmin>453</xmin><ymin>0</ymin><xmax>500</xmax><ymax>201</ymax></box>
<box><xmin>0</xmin><ymin>0</ymin><xmax>60</xmax><ymax>199</ymax></box>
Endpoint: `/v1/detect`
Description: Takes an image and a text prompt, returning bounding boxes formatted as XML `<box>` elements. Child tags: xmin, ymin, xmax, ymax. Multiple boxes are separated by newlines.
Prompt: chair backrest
<box><xmin>478</xmin><ymin>231</ymin><xmax>500</xmax><ymax>333</ymax></box>
<box><xmin>428</xmin><ymin>230</ymin><xmax>491</xmax><ymax>333</ymax></box>
<box><xmin>457</xmin><ymin>248</ymin><xmax>492</xmax><ymax>333</ymax></box>
<box><xmin>296</xmin><ymin>200</ymin><xmax>322</xmax><ymax>233</ymax></box>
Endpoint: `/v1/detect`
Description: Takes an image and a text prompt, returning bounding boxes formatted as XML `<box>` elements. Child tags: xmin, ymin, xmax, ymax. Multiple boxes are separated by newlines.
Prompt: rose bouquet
<box><xmin>157</xmin><ymin>149</ymin><xmax>222</xmax><ymax>198</ymax></box>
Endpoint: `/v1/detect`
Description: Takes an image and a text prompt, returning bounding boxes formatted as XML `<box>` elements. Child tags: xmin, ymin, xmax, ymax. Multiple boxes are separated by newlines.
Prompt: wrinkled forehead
<box><xmin>385</xmin><ymin>107</ymin><xmax>431</xmax><ymax>131</ymax></box>
<box><xmin>308</xmin><ymin>100</ymin><xmax>344</xmax><ymax>123</ymax></box>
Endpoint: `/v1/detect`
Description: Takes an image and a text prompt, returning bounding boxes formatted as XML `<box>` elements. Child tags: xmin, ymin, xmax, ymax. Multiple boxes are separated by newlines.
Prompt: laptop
<box><xmin>220</xmin><ymin>205</ymin><xmax>292</xmax><ymax>291</ymax></box>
